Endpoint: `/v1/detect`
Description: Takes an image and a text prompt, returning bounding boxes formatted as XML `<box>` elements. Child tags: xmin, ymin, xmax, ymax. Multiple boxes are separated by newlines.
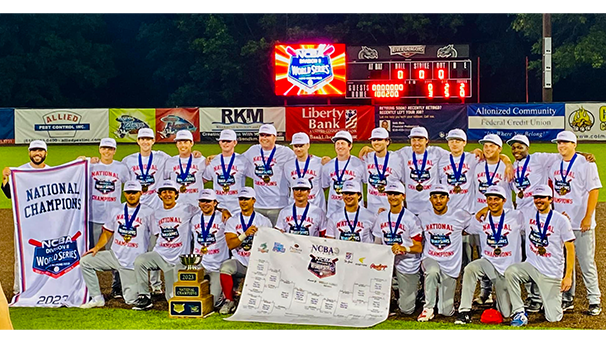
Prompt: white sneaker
<box><xmin>417</xmin><ymin>308</ymin><xmax>435</xmax><ymax>322</ymax></box>
<box><xmin>80</xmin><ymin>296</ymin><xmax>105</xmax><ymax>309</ymax></box>
<box><xmin>151</xmin><ymin>285</ymin><xmax>164</xmax><ymax>295</ymax></box>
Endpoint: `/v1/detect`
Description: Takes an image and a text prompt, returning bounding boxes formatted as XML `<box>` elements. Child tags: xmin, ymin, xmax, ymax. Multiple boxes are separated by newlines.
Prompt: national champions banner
<box><xmin>15</xmin><ymin>109</ymin><xmax>108</xmax><ymax>144</ymax></box>
<box><xmin>467</xmin><ymin>103</ymin><xmax>565</xmax><ymax>141</ymax></box>
<box><xmin>226</xmin><ymin>227</ymin><xmax>394</xmax><ymax>328</ymax></box>
<box><xmin>199</xmin><ymin>107</ymin><xmax>286</xmax><ymax>142</ymax></box>
<box><xmin>375</xmin><ymin>104</ymin><xmax>467</xmax><ymax>141</ymax></box>
<box><xmin>565</xmin><ymin>103</ymin><xmax>606</xmax><ymax>141</ymax></box>
<box><xmin>285</xmin><ymin>105</ymin><xmax>374</xmax><ymax>142</ymax></box>
<box><xmin>10</xmin><ymin>160</ymin><xmax>89</xmax><ymax>307</ymax></box>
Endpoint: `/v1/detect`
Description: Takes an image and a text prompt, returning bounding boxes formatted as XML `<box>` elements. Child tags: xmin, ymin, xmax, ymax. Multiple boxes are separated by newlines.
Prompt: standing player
<box><xmin>275</xmin><ymin>178</ymin><xmax>326</xmax><ymax>237</ymax></box>
<box><xmin>219</xmin><ymin>187</ymin><xmax>272</xmax><ymax>314</ymax></box>
<box><xmin>417</xmin><ymin>185</ymin><xmax>470</xmax><ymax>322</ymax></box>
<box><xmin>283</xmin><ymin>132</ymin><xmax>325</xmax><ymax>210</ymax></box>
<box><xmin>455</xmin><ymin>186</ymin><xmax>523</xmax><ymax>324</ymax></box>
<box><xmin>321</xmin><ymin>131</ymin><xmax>367</xmax><ymax>217</ymax></box>
<box><xmin>2</xmin><ymin>140</ymin><xmax>51</xmax><ymax>198</ymax></box>
<box><xmin>80</xmin><ymin>181</ymin><xmax>154</xmax><ymax>307</ymax></box>
<box><xmin>165</xmin><ymin>130</ymin><xmax>206</xmax><ymax>205</ymax></box>
<box><xmin>549</xmin><ymin>131</ymin><xmax>602</xmax><ymax>315</ymax></box>
<box><xmin>371</xmin><ymin>182</ymin><xmax>423</xmax><ymax>315</ymax></box>
<box><xmin>472</xmin><ymin>134</ymin><xmax>514</xmax><ymax>213</ymax></box>
<box><xmin>325</xmin><ymin>180</ymin><xmax>375</xmax><ymax>243</ymax></box>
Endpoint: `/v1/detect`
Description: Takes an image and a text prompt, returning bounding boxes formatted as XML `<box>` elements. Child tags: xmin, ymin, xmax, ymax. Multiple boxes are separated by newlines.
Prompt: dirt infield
<box><xmin>1</xmin><ymin>206</ymin><xmax>605</xmax><ymax>329</ymax></box>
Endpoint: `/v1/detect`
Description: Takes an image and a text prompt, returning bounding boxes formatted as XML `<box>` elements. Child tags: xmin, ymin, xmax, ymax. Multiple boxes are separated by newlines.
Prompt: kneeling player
<box><xmin>275</xmin><ymin>178</ymin><xmax>326</xmax><ymax>236</ymax></box>
<box><xmin>417</xmin><ymin>185</ymin><xmax>470</xmax><ymax>321</ymax></box>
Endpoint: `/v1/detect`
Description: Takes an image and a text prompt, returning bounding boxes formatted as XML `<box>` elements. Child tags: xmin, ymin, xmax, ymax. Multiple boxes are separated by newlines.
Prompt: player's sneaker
<box><xmin>588</xmin><ymin>304</ymin><xmax>602</xmax><ymax>316</ymax></box>
<box><xmin>219</xmin><ymin>300</ymin><xmax>236</xmax><ymax>315</ymax></box>
<box><xmin>132</xmin><ymin>295</ymin><xmax>153</xmax><ymax>310</ymax></box>
<box><xmin>473</xmin><ymin>292</ymin><xmax>493</xmax><ymax>305</ymax></box>
<box><xmin>417</xmin><ymin>308</ymin><xmax>434</xmax><ymax>322</ymax></box>
<box><xmin>110</xmin><ymin>289</ymin><xmax>123</xmax><ymax>299</ymax></box>
<box><xmin>510</xmin><ymin>311</ymin><xmax>528</xmax><ymax>327</ymax></box>
<box><xmin>454</xmin><ymin>311</ymin><xmax>472</xmax><ymax>325</ymax></box>
<box><xmin>525</xmin><ymin>301</ymin><xmax>543</xmax><ymax>313</ymax></box>
<box><xmin>80</xmin><ymin>296</ymin><xmax>105</xmax><ymax>309</ymax></box>
<box><xmin>151</xmin><ymin>285</ymin><xmax>164</xmax><ymax>296</ymax></box>
<box><xmin>562</xmin><ymin>300</ymin><xmax>574</xmax><ymax>312</ymax></box>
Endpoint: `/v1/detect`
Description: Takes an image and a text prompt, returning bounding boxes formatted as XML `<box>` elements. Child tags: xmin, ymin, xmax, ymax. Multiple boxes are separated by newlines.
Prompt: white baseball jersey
<box><xmin>283</xmin><ymin>155</ymin><xmax>326</xmax><ymax>210</ymax></box>
<box><xmin>275</xmin><ymin>203</ymin><xmax>326</xmax><ymax>237</ymax></box>
<box><xmin>203</xmin><ymin>152</ymin><xmax>248</xmax><ymax>214</ymax></box>
<box><xmin>372</xmin><ymin>208</ymin><xmax>423</xmax><ymax>274</ymax></box>
<box><xmin>511</xmin><ymin>152</ymin><xmax>559</xmax><ymax>209</ymax></box>
<box><xmin>242</xmin><ymin>144</ymin><xmax>295</xmax><ymax>209</ymax></box>
<box><xmin>90</xmin><ymin>160</ymin><xmax>130</xmax><ymax>223</ymax></box>
<box><xmin>224</xmin><ymin>211</ymin><xmax>272</xmax><ymax>267</ymax></box>
<box><xmin>472</xmin><ymin>160</ymin><xmax>513</xmax><ymax>212</ymax></box>
<box><xmin>438</xmin><ymin>152</ymin><xmax>479</xmax><ymax>212</ymax></box>
<box><xmin>325</xmin><ymin>206</ymin><xmax>375</xmax><ymax>243</ymax></box>
<box><xmin>466</xmin><ymin>209</ymin><xmax>524</xmax><ymax>275</ymax></box>
<box><xmin>151</xmin><ymin>203</ymin><xmax>198</xmax><ymax>265</ymax></box>
<box><xmin>549</xmin><ymin>154</ymin><xmax>602</xmax><ymax>230</ymax></box>
<box><xmin>122</xmin><ymin>150</ymin><xmax>171</xmax><ymax>210</ymax></box>
<box><xmin>417</xmin><ymin>208</ymin><xmax>471</xmax><ymax>278</ymax></box>
<box><xmin>164</xmin><ymin>154</ymin><xmax>207</xmax><ymax>205</ymax></box>
<box><xmin>520</xmin><ymin>208</ymin><xmax>575</xmax><ymax>279</ymax></box>
<box><xmin>364</xmin><ymin>151</ymin><xmax>404</xmax><ymax>212</ymax></box>
<box><xmin>321</xmin><ymin>156</ymin><xmax>367</xmax><ymax>216</ymax></box>
<box><xmin>18</xmin><ymin>162</ymin><xmax>52</xmax><ymax>169</ymax></box>
<box><xmin>397</xmin><ymin>146</ymin><xmax>449</xmax><ymax>215</ymax></box>
<box><xmin>102</xmin><ymin>203</ymin><xmax>154</xmax><ymax>269</ymax></box>
<box><xmin>190</xmin><ymin>210</ymin><xmax>230</xmax><ymax>272</ymax></box>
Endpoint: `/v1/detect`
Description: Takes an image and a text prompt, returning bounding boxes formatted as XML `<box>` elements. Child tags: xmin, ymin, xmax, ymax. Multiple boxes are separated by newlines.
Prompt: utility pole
<box><xmin>542</xmin><ymin>13</ymin><xmax>553</xmax><ymax>102</ymax></box>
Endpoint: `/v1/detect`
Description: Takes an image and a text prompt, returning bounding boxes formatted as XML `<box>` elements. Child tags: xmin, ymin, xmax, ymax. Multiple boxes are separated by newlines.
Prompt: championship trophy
<box><xmin>168</xmin><ymin>254</ymin><xmax>214</xmax><ymax>318</ymax></box>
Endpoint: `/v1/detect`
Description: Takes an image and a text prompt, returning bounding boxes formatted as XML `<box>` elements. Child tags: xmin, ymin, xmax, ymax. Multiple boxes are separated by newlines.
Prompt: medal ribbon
<box><xmin>449</xmin><ymin>153</ymin><xmax>465</xmax><ymax>185</ymax></box>
<box><xmin>295</xmin><ymin>155</ymin><xmax>311</xmax><ymax>178</ymax></box>
<box><xmin>535</xmin><ymin>210</ymin><xmax>553</xmax><ymax>242</ymax></box>
<box><xmin>292</xmin><ymin>203</ymin><xmax>310</xmax><ymax>232</ymax></box>
<box><xmin>200</xmin><ymin>212</ymin><xmax>216</xmax><ymax>244</ymax></box>
<box><xmin>484</xmin><ymin>160</ymin><xmax>501</xmax><ymax>186</ymax></box>
<box><xmin>240</xmin><ymin>212</ymin><xmax>256</xmax><ymax>233</ymax></box>
<box><xmin>488</xmin><ymin>212</ymin><xmax>505</xmax><ymax>247</ymax></box>
<box><xmin>559</xmin><ymin>153</ymin><xmax>578</xmax><ymax>185</ymax></box>
<box><xmin>260</xmin><ymin>147</ymin><xmax>276</xmax><ymax>176</ymax></box>
<box><xmin>374</xmin><ymin>152</ymin><xmax>390</xmax><ymax>182</ymax></box>
<box><xmin>220</xmin><ymin>153</ymin><xmax>235</xmax><ymax>182</ymax></box>
<box><xmin>515</xmin><ymin>155</ymin><xmax>531</xmax><ymax>189</ymax></box>
<box><xmin>138</xmin><ymin>152</ymin><xmax>153</xmax><ymax>183</ymax></box>
<box><xmin>123</xmin><ymin>203</ymin><xmax>141</xmax><ymax>231</ymax></box>
<box><xmin>179</xmin><ymin>154</ymin><xmax>193</xmax><ymax>182</ymax></box>
<box><xmin>412</xmin><ymin>151</ymin><xmax>428</xmax><ymax>180</ymax></box>
<box><xmin>344</xmin><ymin>206</ymin><xmax>360</xmax><ymax>234</ymax></box>
<box><xmin>388</xmin><ymin>208</ymin><xmax>406</xmax><ymax>238</ymax></box>
<box><xmin>334</xmin><ymin>156</ymin><xmax>351</xmax><ymax>186</ymax></box>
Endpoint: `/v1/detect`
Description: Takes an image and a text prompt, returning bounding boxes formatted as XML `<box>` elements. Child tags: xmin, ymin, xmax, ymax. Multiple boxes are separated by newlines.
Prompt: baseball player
<box><xmin>504</xmin><ymin>184</ymin><xmax>576</xmax><ymax>326</ymax></box>
<box><xmin>164</xmin><ymin>130</ymin><xmax>206</xmax><ymax>205</ymax></box>
<box><xmin>275</xmin><ymin>178</ymin><xmax>326</xmax><ymax>237</ymax></box>
<box><xmin>241</xmin><ymin>124</ymin><xmax>295</xmax><ymax>225</ymax></box>
<box><xmin>283</xmin><ymin>132</ymin><xmax>326</xmax><ymax>210</ymax></box>
<box><xmin>321</xmin><ymin>131</ymin><xmax>367</xmax><ymax>217</ymax></box>
<box><xmin>219</xmin><ymin>187</ymin><xmax>272</xmax><ymax>314</ymax></box>
<box><xmin>549</xmin><ymin>131</ymin><xmax>602</xmax><ymax>316</ymax></box>
<box><xmin>371</xmin><ymin>182</ymin><xmax>423</xmax><ymax>315</ymax></box>
<box><xmin>417</xmin><ymin>185</ymin><xmax>471</xmax><ymax>322</ymax></box>
<box><xmin>80</xmin><ymin>181</ymin><xmax>154</xmax><ymax>307</ymax></box>
<box><xmin>191</xmin><ymin>189</ymin><xmax>230</xmax><ymax>307</ymax></box>
<box><xmin>325</xmin><ymin>180</ymin><xmax>375</xmax><ymax>243</ymax></box>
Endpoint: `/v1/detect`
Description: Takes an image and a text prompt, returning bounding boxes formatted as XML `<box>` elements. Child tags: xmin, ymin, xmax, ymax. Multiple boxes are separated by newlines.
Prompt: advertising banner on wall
<box><xmin>467</xmin><ymin>103</ymin><xmax>565</xmax><ymax>141</ymax></box>
<box><xmin>14</xmin><ymin>109</ymin><xmax>108</xmax><ymax>144</ymax></box>
<box><xmin>109</xmin><ymin>109</ymin><xmax>156</xmax><ymax>143</ymax></box>
<box><xmin>0</xmin><ymin>108</ymin><xmax>15</xmax><ymax>144</ymax></box>
<box><xmin>155</xmin><ymin>108</ymin><xmax>200</xmax><ymax>142</ymax></box>
<box><xmin>565</xmin><ymin>103</ymin><xmax>606</xmax><ymax>141</ymax></box>
<box><xmin>199</xmin><ymin>107</ymin><xmax>286</xmax><ymax>142</ymax></box>
<box><xmin>375</xmin><ymin>104</ymin><xmax>467</xmax><ymax>141</ymax></box>
<box><xmin>285</xmin><ymin>105</ymin><xmax>374</xmax><ymax>142</ymax></box>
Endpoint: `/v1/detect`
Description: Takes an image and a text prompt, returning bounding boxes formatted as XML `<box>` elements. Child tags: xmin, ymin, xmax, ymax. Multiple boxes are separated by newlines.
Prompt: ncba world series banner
<box><xmin>109</xmin><ymin>108</ymin><xmax>156</xmax><ymax>143</ymax></box>
<box><xmin>0</xmin><ymin>108</ymin><xmax>15</xmax><ymax>144</ymax></box>
<box><xmin>226</xmin><ymin>227</ymin><xmax>394</xmax><ymax>328</ymax></box>
<box><xmin>199</xmin><ymin>107</ymin><xmax>286</xmax><ymax>142</ymax></box>
<box><xmin>155</xmin><ymin>108</ymin><xmax>200</xmax><ymax>142</ymax></box>
<box><xmin>375</xmin><ymin>104</ymin><xmax>467</xmax><ymax>141</ymax></box>
<box><xmin>286</xmin><ymin>106</ymin><xmax>374</xmax><ymax>142</ymax></box>
<box><xmin>10</xmin><ymin>160</ymin><xmax>89</xmax><ymax>307</ymax></box>
<box><xmin>15</xmin><ymin>109</ymin><xmax>108</xmax><ymax>144</ymax></box>
<box><xmin>565</xmin><ymin>103</ymin><xmax>606</xmax><ymax>141</ymax></box>
<box><xmin>467</xmin><ymin>104</ymin><xmax>565</xmax><ymax>141</ymax></box>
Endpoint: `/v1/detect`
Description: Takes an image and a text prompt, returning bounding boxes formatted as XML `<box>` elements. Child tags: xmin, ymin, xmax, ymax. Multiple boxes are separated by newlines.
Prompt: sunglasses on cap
<box><xmin>292</xmin><ymin>187</ymin><xmax>309</xmax><ymax>192</ymax></box>
<box><xmin>219</xmin><ymin>140</ymin><xmax>233</xmax><ymax>143</ymax></box>
<box><xmin>198</xmin><ymin>199</ymin><xmax>214</xmax><ymax>203</ymax></box>
<box><xmin>238</xmin><ymin>197</ymin><xmax>253</xmax><ymax>201</ymax></box>
<box><xmin>124</xmin><ymin>191</ymin><xmax>140</xmax><ymax>195</ymax></box>
<box><xmin>259</xmin><ymin>133</ymin><xmax>273</xmax><ymax>137</ymax></box>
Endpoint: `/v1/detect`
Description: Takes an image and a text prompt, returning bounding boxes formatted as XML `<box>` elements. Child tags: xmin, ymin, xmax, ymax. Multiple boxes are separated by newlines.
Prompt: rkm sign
<box><xmin>221</xmin><ymin>108</ymin><xmax>264</xmax><ymax>124</ymax></box>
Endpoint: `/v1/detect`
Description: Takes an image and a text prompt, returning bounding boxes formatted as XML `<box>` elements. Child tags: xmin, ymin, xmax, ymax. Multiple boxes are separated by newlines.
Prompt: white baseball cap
<box><xmin>408</xmin><ymin>126</ymin><xmax>429</xmax><ymax>139</ymax></box>
<box><xmin>331</xmin><ymin>130</ymin><xmax>353</xmax><ymax>144</ymax></box>
<box><xmin>532</xmin><ymin>184</ymin><xmax>553</xmax><ymax>198</ymax></box>
<box><xmin>551</xmin><ymin>131</ymin><xmax>577</xmax><ymax>144</ymax></box>
<box><xmin>507</xmin><ymin>134</ymin><xmax>530</xmax><ymax>147</ymax></box>
<box><xmin>157</xmin><ymin>180</ymin><xmax>179</xmax><ymax>192</ymax></box>
<box><xmin>175</xmin><ymin>130</ymin><xmax>194</xmax><ymax>141</ymax></box>
<box><xmin>446</xmin><ymin>129</ymin><xmax>467</xmax><ymax>142</ymax></box>
<box><xmin>198</xmin><ymin>189</ymin><xmax>217</xmax><ymax>201</ymax></box>
<box><xmin>370</xmin><ymin>127</ymin><xmax>390</xmax><ymax>140</ymax></box>
<box><xmin>137</xmin><ymin>128</ymin><xmax>155</xmax><ymax>139</ymax></box>
<box><xmin>124</xmin><ymin>181</ymin><xmax>142</xmax><ymax>192</ymax></box>
<box><xmin>341</xmin><ymin>180</ymin><xmax>361</xmax><ymax>193</ymax></box>
<box><xmin>430</xmin><ymin>184</ymin><xmax>450</xmax><ymax>196</ymax></box>
<box><xmin>259</xmin><ymin>124</ymin><xmax>277</xmax><ymax>136</ymax></box>
<box><xmin>479</xmin><ymin>134</ymin><xmax>503</xmax><ymax>148</ymax></box>
<box><xmin>239</xmin><ymin>187</ymin><xmax>256</xmax><ymax>199</ymax></box>
<box><xmin>28</xmin><ymin>140</ymin><xmax>47</xmax><ymax>151</ymax></box>
<box><xmin>218</xmin><ymin>129</ymin><xmax>237</xmax><ymax>141</ymax></box>
<box><xmin>290</xmin><ymin>132</ymin><xmax>310</xmax><ymax>145</ymax></box>
<box><xmin>99</xmin><ymin>138</ymin><xmax>117</xmax><ymax>149</ymax></box>
<box><xmin>484</xmin><ymin>185</ymin><xmax>507</xmax><ymax>199</ymax></box>
<box><xmin>384</xmin><ymin>182</ymin><xmax>406</xmax><ymax>195</ymax></box>
<box><xmin>291</xmin><ymin>178</ymin><xmax>312</xmax><ymax>190</ymax></box>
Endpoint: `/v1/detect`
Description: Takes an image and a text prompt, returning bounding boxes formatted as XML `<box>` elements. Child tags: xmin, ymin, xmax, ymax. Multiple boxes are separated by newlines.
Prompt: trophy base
<box><xmin>168</xmin><ymin>294</ymin><xmax>214</xmax><ymax>318</ymax></box>
<box><xmin>174</xmin><ymin>279</ymin><xmax>210</xmax><ymax>298</ymax></box>
<box><xmin>177</xmin><ymin>269</ymin><xmax>205</xmax><ymax>283</ymax></box>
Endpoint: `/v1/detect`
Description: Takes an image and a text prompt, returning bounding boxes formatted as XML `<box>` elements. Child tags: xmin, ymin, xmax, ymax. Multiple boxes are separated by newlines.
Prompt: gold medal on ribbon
<box><xmin>263</xmin><ymin>175</ymin><xmax>271</xmax><ymax>183</ymax></box>
<box><xmin>222</xmin><ymin>185</ymin><xmax>230</xmax><ymax>192</ymax></box>
<box><xmin>559</xmin><ymin>188</ymin><xmax>568</xmax><ymax>196</ymax></box>
<box><xmin>416</xmin><ymin>183</ymin><xmax>423</xmax><ymax>192</ymax></box>
<box><xmin>200</xmin><ymin>245</ymin><xmax>208</xmax><ymax>254</ymax></box>
<box><xmin>518</xmin><ymin>190</ymin><xmax>524</xmax><ymax>199</ymax></box>
<box><xmin>494</xmin><ymin>247</ymin><xmax>502</xmax><ymax>256</ymax></box>
<box><xmin>180</xmin><ymin>185</ymin><xmax>187</xmax><ymax>193</ymax></box>
<box><xmin>377</xmin><ymin>185</ymin><xmax>385</xmax><ymax>193</ymax></box>
<box><xmin>453</xmin><ymin>185</ymin><xmax>461</xmax><ymax>194</ymax></box>
<box><xmin>538</xmin><ymin>246</ymin><xmax>547</xmax><ymax>256</ymax></box>
<box><xmin>141</xmin><ymin>185</ymin><xmax>148</xmax><ymax>193</ymax></box>
<box><xmin>124</xmin><ymin>235</ymin><xmax>132</xmax><ymax>243</ymax></box>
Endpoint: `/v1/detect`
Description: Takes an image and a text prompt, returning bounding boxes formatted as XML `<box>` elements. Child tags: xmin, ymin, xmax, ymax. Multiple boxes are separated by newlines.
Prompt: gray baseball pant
<box><xmin>505</xmin><ymin>262</ymin><xmax>563</xmax><ymax>322</ymax></box>
<box><xmin>458</xmin><ymin>258</ymin><xmax>512</xmax><ymax>317</ymax></box>
<box><xmin>422</xmin><ymin>258</ymin><xmax>457</xmax><ymax>316</ymax></box>
<box><xmin>80</xmin><ymin>250</ymin><xmax>138</xmax><ymax>304</ymax></box>
<box><xmin>220</xmin><ymin>259</ymin><xmax>248</xmax><ymax>276</ymax></box>
<box><xmin>395</xmin><ymin>269</ymin><xmax>420</xmax><ymax>315</ymax></box>
<box><xmin>562</xmin><ymin>229</ymin><xmax>601</xmax><ymax>305</ymax></box>
<box><xmin>206</xmin><ymin>271</ymin><xmax>223</xmax><ymax>306</ymax></box>
<box><xmin>134</xmin><ymin>251</ymin><xmax>183</xmax><ymax>301</ymax></box>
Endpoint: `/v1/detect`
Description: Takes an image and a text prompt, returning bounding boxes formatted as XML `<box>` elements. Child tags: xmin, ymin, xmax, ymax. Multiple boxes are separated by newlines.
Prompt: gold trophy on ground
<box><xmin>168</xmin><ymin>254</ymin><xmax>214</xmax><ymax>318</ymax></box>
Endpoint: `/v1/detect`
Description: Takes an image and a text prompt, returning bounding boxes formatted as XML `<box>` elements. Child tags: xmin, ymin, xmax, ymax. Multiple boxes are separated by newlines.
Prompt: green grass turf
<box><xmin>7</xmin><ymin>307</ymin><xmax>557</xmax><ymax>330</ymax></box>
<box><xmin>1</xmin><ymin>141</ymin><xmax>604</xmax><ymax>209</ymax></box>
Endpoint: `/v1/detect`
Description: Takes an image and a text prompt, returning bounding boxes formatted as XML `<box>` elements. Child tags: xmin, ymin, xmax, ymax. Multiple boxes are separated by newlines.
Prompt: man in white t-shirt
<box><xmin>164</xmin><ymin>130</ymin><xmax>206</xmax><ymax>205</ymax></box>
<box><xmin>283</xmin><ymin>132</ymin><xmax>325</xmax><ymax>210</ymax></box>
<box><xmin>325</xmin><ymin>180</ymin><xmax>375</xmax><ymax>243</ymax></box>
<box><xmin>275</xmin><ymin>178</ymin><xmax>326</xmax><ymax>237</ymax></box>
<box><xmin>505</xmin><ymin>184</ymin><xmax>576</xmax><ymax>326</ymax></box>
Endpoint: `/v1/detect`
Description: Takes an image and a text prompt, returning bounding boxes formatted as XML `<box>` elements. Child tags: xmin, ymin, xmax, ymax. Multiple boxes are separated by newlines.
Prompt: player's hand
<box><xmin>2</xmin><ymin>167</ymin><xmax>10</xmax><ymax>179</ymax></box>
<box><xmin>82</xmin><ymin>247</ymin><xmax>99</xmax><ymax>257</ymax></box>
<box><xmin>77</xmin><ymin>155</ymin><xmax>88</xmax><ymax>161</ymax></box>
<box><xmin>377</xmin><ymin>207</ymin><xmax>386</xmax><ymax>214</ymax></box>
<box><xmin>475</xmin><ymin>207</ymin><xmax>488</xmax><ymax>222</ymax></box>
<box><xmin>579</xmin><ymin>152</ymin><xmax>596</xmax><ymax>163</ymax></box>
<box><xmin>90</xmin><ymin>157</ymin><xmax>99</xmax><ymax>164</ymax></box>
<box><xmin>561</xmin><ymin>275</ymin><xmax>572</xmax><ymax>292</ymax></box>
<box><xmin>472</xmin><ymin>148</ymin><xmax>484</xmax><ymax>161</ymax></box>
<box><xmin>193</xmin><ymin>150</ymin><xmax>203</xmax><ymax>158</ymax></box>
<box><xmin>206</xmin><ymin>155</ymin><xmax>216</xmax><ymax>165</ymax></box>
<box><xmin>580</xmin><ymin>216</ymin><xmax>592</xmax><ymax>232</ymax></box>
<box><xmin>358</xmin><ymin>146</ymin><xmax>373</xmax><ymax>160</ymax></box>
<box><xmin>321</xmin><ymin>156</ymin><xmax>331</xmax><ymax>165</ymax></box>
<box><xmin>245</xmin><ymin>225</ymin><xmax>258</xmax><ymax>236</ymax></box>
<box><xmin>221</xmin><ymin>209</ymin><xmax>232</xmax><ymax>223</ymax></box>
<box><xmin>562</xmin><ymin>211</ymin><xmax>571</xmax><ymax>222</ymax></box>
<box><xmin>504</xmin><ymin>163</ymin><xmax>514</xmax><ymax>182</ymax></box>
<box><xmin>391</xmin><ymin>244</ymin><xmax>404</xmax><ymax>255</ymax></box>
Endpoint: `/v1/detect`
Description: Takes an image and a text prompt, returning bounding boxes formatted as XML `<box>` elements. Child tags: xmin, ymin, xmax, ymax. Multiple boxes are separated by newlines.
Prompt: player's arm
<box><xmin>561</xmin><ymin>240</ymin><xmax>575</xmax><ymax>291</ymax></box>
<box><xmin>581</xmin><ymin>188</ymin><xmax>599</xmax><ymax>232</ymax></box>
<box><xmin>2</xmin><ymin>167</ymin><xmax>11</xmax><ymax>199</ymax></box>
<box><xmin>225</xmin><ymin>225</ymin><xmax>258</xmax><ymax>250</ymax></box>
<box><xmin>83</xmin><ymin>228</ymin><xmax>113</xmax><ymax>257</ymax></box>
<box><xmin>392</xmin><ymin>234</ymin><xmax>423</xmax><ymax>255</ymax></box>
